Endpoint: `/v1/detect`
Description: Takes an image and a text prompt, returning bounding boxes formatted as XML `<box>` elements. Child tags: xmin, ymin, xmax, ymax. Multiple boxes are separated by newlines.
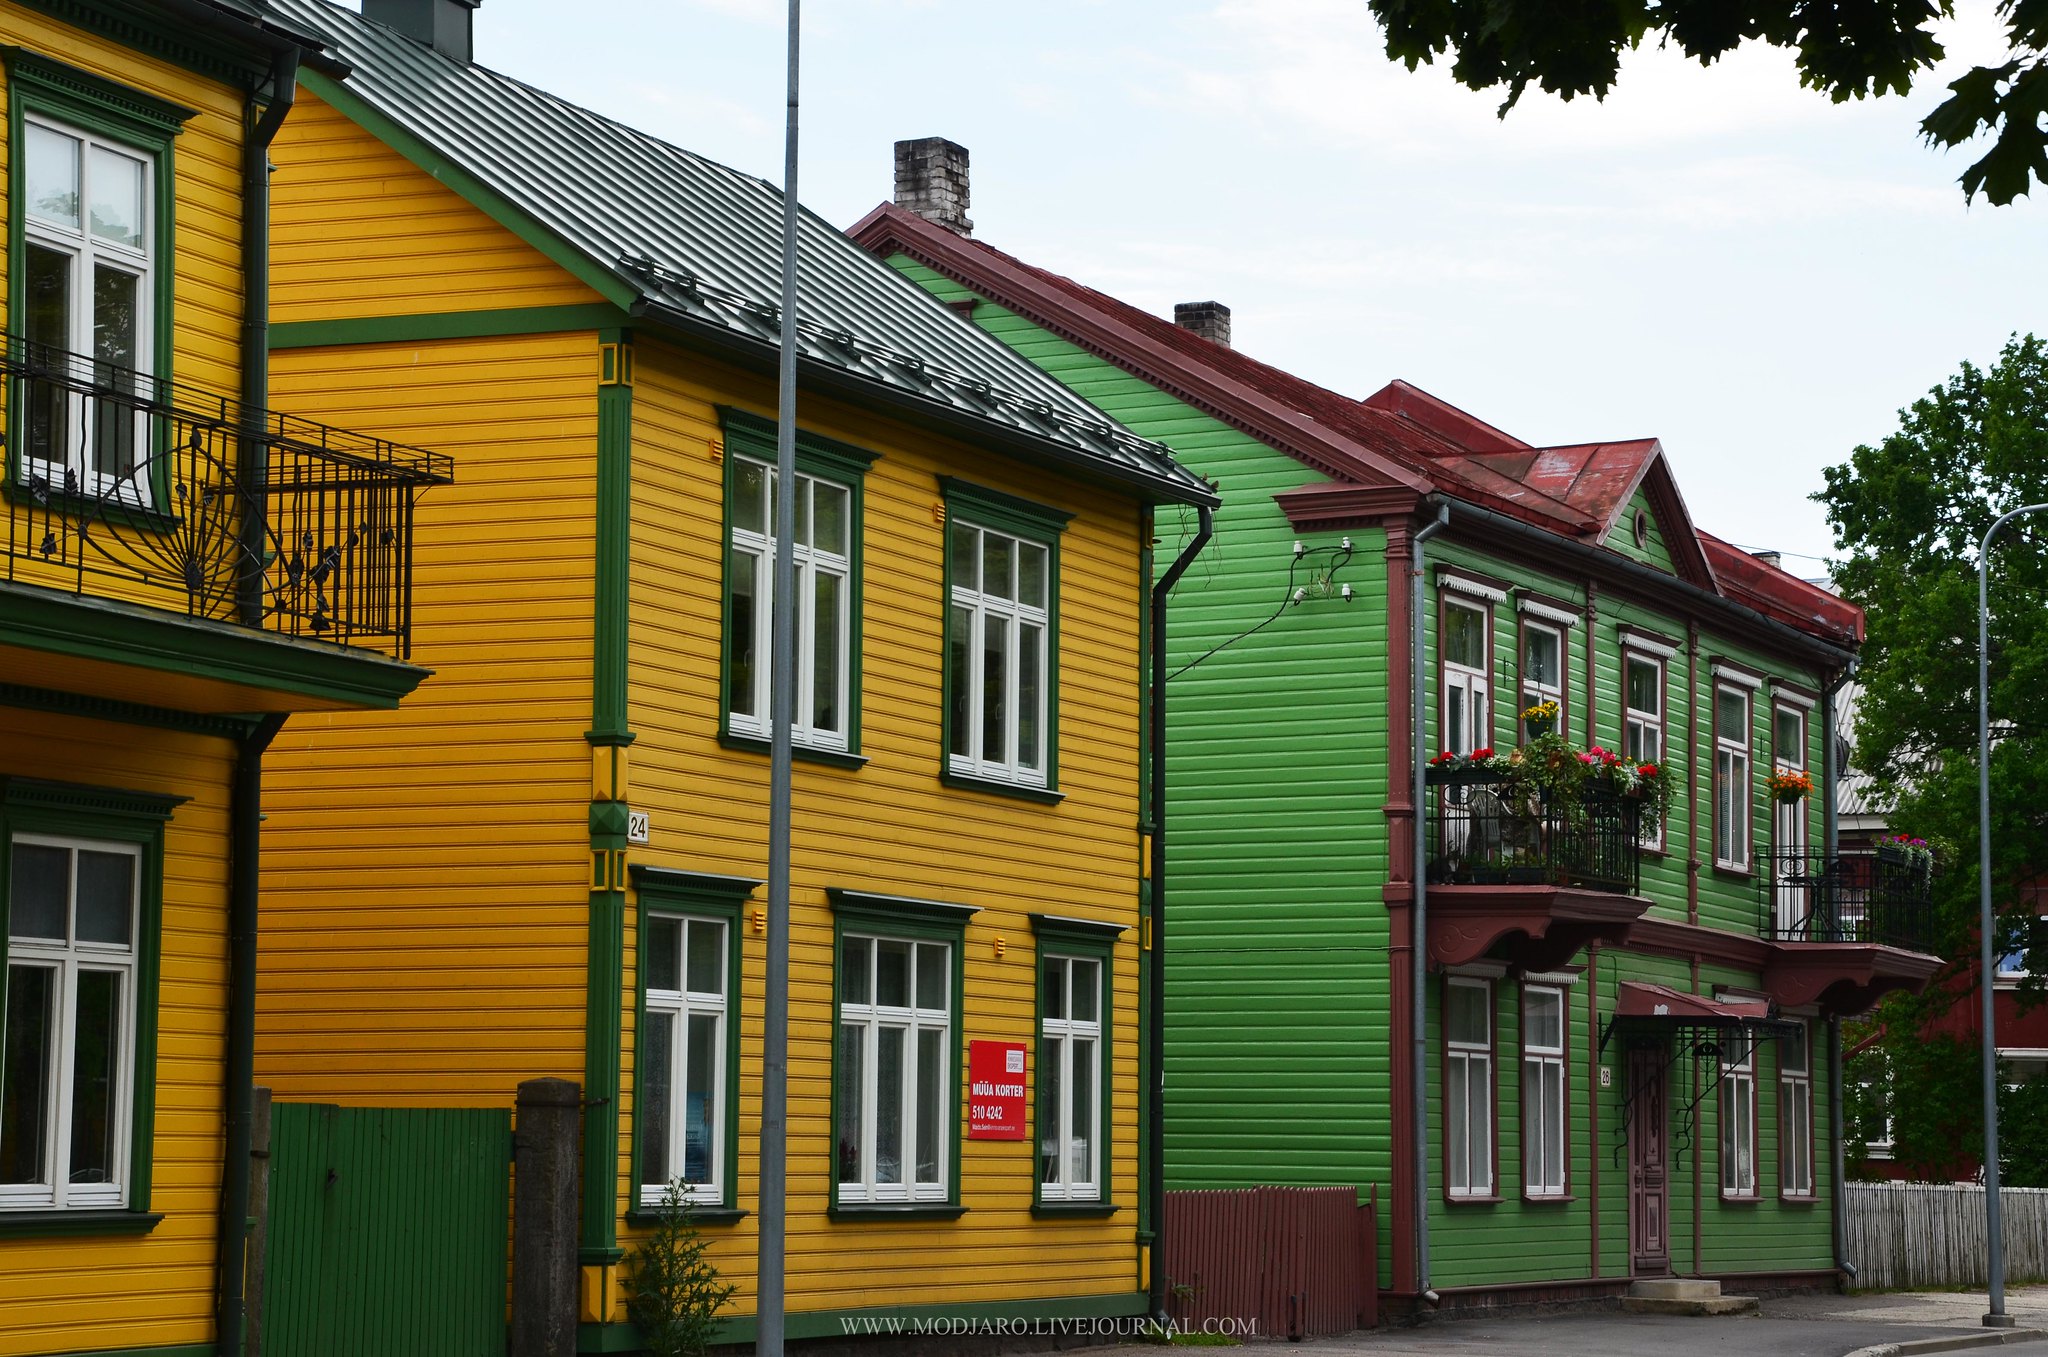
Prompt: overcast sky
<box><xmin>402</xmin><ymin>0</ymin><xmax>2043</xmax><ymax>573</ymax></box>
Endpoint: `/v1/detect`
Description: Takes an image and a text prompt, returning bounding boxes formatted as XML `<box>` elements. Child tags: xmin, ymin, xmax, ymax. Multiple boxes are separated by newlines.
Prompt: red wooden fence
<box><xmin>1161</xmin><ymin>1186</ymin><xmax>1377</xmax><ymax>1339</ymax></box>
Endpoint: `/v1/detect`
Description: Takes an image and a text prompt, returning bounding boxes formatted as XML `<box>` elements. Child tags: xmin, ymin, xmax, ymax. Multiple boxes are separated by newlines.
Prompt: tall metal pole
<box><xmin>757</xmin><ymin>4</ymin><xmax>801</xmax><ymax>1351</ymax></box>
<box><xmin>1975</xmin><ymin>502</ymin><xmax>2048</xmax><ymax>1328</ymax></box>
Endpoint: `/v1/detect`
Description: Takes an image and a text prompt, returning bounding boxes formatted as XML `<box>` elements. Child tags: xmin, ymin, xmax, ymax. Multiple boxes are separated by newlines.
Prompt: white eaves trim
<box><xmin>1445</xmin><ymin>960</ymin><xmax>1510</xmax><ymax>980</ymax></box>
<box><xmin>1622</xmin><ymin>631</ymin><xmax>1680</xmax><ymax>660</ymax></box>
<box><xmin>1712</xmin><ymin>663</ymin><xmax>1764</xmax><ymax>691</ymax></box>
<box><xmin>1773</xmin><ymin>687</ymin><xmax>1818</xmax><ymax>711</ymax></box>
<box><xmin>1438</xmin><ymin>570</ymin><xmax>1508</xmax><ymax>603</ymax></box>
<box><xmin>1522</xmin><ymin>969</ymin><xmax>1584</xmax><ymax>987</ymax></box>
<box><xmin>1517</xmin><ymin>597</ymin><xmax>1582</xmax><ymax>628</ymax></box>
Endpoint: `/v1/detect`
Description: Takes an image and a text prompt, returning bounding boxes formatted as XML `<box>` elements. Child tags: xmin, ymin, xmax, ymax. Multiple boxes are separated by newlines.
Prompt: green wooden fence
<box><xmin>264</xmin><ymin>1103</ymin><xmax>512</xmax><ymax>1357</ymax></box>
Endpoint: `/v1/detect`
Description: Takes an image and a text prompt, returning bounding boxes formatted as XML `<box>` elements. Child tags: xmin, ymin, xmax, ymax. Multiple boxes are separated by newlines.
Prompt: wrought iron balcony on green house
<box><xmin>1762</xmin><ymin>848</ymin><xmax>1938</xmax><ymax>955</ymax></box>
<box><xmin>2</xmin><ymin>337</ymin><xmax>452</xmax><ymax>660</ymax></box>
<box><xmin>1424</xmin><ymin>768</ymin><xmax>1645</xmax><ymax>895</ymax></box>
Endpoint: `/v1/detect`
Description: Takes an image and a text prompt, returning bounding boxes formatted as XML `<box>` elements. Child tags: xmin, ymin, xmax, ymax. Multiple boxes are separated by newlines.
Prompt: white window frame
<box><xmin>637</xmin><ymin>912</ymin><xmax>727</xmax><ymax>1209</ymax></box>
<box><xmin>19</xmin><ymin>111</ymin><xmax>155</xmax><ymax>497</ymax></box>
<box><xmin>1039</xmin><ymin>953</ymin><xmax>1102</xmax><ymax>1202</ymax></box>
<box><xmin>1720</xmin><ymin>1031</ymin><xmax>1759</xmax><ymax>1199</ymax></box>
<box><xmin>947</xmin><ymin>519</ymin><xmax>1052</xmax><ymax>787</ymax></box>
<box><xmin>1779</xmin><ymin>1022</ymin><xmax>1814</xmax><ymax>1199</ymax></box>
<box><xmin>1714</xmin><ymin>684</ymin><xmax>1753</xmax><ymax>871</ymax></box>
<box><xmin>726</xmin><ymin>453</ymin><xmax>854</xmax><ymax>752</ymax></box>
<box><xmin>1519</xmin><ymin>619</ymin><xmax>1566</xmax><ymax>743</ymax></box>
<box><xmin>1623</xmin><ymin>651</ymin><xmax>1666</xmax><ymax>850</ymax></box>
<box><xmin>1</xmin><ymin>834</ymin><xmax>140</xmax><ymax>1212</ymax></box>
<box><xmin>1522</xmin><ymin>984</ymin><xmax>1568</xmax><ymax>1199</ymax></box>
<box><xmin>1440</xmin><ymin>597</ymin><xmax>1491</xmax><ymax>759</ymax></box>
<box><xmin>1997</xmin><ymin>916</ymin><xmax>2041</xmax><ymax>981</ymax></box>
<box><xmin>1445</xmin><ymin>975</ymin><xmax>1494</xmax><ymax>1200</ymax></box>
<box><xmin>837</xmin><ymin>933</ymin><xmax>952</xmax><ymax>1204</ymax></box>
<box><xmin>1773</xmin><ymin>703</ymin><xmax>1810</xmax><ymax>933</ymax></box>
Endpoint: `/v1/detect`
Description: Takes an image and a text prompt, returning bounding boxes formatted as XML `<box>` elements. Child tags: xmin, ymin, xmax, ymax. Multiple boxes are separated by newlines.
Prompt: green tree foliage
<box><xmin>1824</xmin><ymin>334</ymin><xmax>2048</xmax><ymax>1179</ymax></box>
<box><xmin>623</xmin><ymin>1184</ymin><xmax>736</xmax><ymax>1357</ymax></box>
<box><xmin>1366</xmin><ymin>0</ymin><xmax>2048</xmax><ymax>203</ymax></box>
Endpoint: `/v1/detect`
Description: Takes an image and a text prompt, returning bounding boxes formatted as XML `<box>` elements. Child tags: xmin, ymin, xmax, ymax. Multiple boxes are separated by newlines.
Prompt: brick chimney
<box><xmin>1175</xmin><ymin>301</ymin><xmax>1231</xmax><ymax>349</ymax></box>
<box><xmin>363</xmin><ymin>0</ymin><xmax>480</xmax><ymax>62</ymax></box>
<box><xmin>894</xmin><ymin>138</ymin><xmax>972</xmax><ymax>236</ymax></box>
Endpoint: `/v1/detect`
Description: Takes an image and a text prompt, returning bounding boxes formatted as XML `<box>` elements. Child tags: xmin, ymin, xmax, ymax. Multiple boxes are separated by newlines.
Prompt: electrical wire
<box><xmin>1168</xmin><ymin>543</ymin><xmax>1352</xmax><ymax>682</ymax></box>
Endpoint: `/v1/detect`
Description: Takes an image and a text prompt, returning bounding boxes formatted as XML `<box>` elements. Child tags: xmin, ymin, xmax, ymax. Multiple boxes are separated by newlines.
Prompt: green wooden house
<box><xmin>854</xmin><ymin>150</ymin><xmax>1943</xmax><ymax>1314</ymax></box>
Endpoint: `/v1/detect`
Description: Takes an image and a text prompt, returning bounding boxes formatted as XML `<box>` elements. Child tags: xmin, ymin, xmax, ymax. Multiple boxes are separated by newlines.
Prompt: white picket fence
<box><xmin>1845</xmin><ymin>1182</ymin><xmax>2048</xmax><ymax>1289</ymax></box>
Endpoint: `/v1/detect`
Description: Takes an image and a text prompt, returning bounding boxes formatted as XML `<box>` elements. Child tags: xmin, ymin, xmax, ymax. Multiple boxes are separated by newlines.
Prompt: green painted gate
<box><xmin>263</xmin><ymin>1103</ymin><xmax>511</xmax><ymax>1357</ymax></box>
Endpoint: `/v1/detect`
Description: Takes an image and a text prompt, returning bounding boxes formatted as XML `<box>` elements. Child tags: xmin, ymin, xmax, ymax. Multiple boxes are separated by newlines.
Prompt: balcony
<box><xmin>2</xmin><ymin>337</ymin><xmax>451</xmax><ymax>662</ymax></box>
<box><xmin>1762</xmin><ymin>849</ymin><xmax>1937</xmax><ymax>953</ymax></box>
<box><xmin>1425</xmin><ymin>770</ymin><xmax>1644</xmax><ymax>894</ymax></box>
<box><xmin>1422</xmin><ymin>769</ymin><xmax>1650</xmax><ymax>970</ymax></box>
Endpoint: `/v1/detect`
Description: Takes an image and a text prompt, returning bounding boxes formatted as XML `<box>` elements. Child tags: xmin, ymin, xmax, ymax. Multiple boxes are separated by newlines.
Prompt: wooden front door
<box><xmin>1628</xmin><ymin>1046</ymin><xmax>1670</xmax><ymax>1276</ymax></box>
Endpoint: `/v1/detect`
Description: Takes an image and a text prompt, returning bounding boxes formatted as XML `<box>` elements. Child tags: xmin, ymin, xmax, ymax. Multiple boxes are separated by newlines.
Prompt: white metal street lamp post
<box><xmin>1975</xmin><ymin>502</ymin><xmax>2048</xmax><ymax>1328</ymax></box>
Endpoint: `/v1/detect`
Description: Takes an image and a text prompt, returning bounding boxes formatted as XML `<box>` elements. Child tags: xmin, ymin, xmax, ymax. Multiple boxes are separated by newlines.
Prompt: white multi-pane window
<box><xmin>639</xmin><ymin>914</ymin><xmax>727</xmax><ymax>1206</ymax></box>
<box><xmin>1780</xmin><ymin>1023</ymin><xmax>1814</xmax><ymax>1198</ymax></box>
<box><xmin>1519</xmin><ymin>621</ymin><xmax>1565</xmax><ymax>742</ymax></box>
<box><xmin>947</xmin><ymin>520</ymin><xmax>1051</xmax><ymax>786</ymax></box>
<box><xmin>1441</xmin><ymin>600</ymin><xmax>1490</xmax><ymax>758</ymax></box>
<box><xmin>726</xmin><ymin>455</ymin><xmax>853</xmax><ymax>750</ymax></box>
<box><xmin>1039</xmin><ymin>954</ymin><xmax>1102</xmax><ymax>1202</ymax></box>
<box><xmin>1773</xmin><ymin>704</ymin><xmax>1810</xmax><ymax>934</ymax></box>
<box><xmin>1624</xmin><ymin>653</ymin><xmax>1666</xmax><ymax>849</ymax></box>
<box><xmin>21</xmin><ymin>114</ymin><xmax>153</xmax><ymax>491</ymax></box>
<box><xmin>837</xmin><ymin>934</ymin><xmax>951</xmax><ymax>1203</ymax></box>
<box><xmin>1</xmin><ymin>837</ymin><xmax>138</xmax><ymax>1211</ymax></box>
<box><xmin>1522</xmin><ymin>985</ymin><xmax>1567</xmax><ymax>1198</ymax></box>
<box><xmin>1720</xmin><ymin>1032</ymin><xmax>1758</xmax><ymax>1198</ymax></box>
<box><xmin>1446</xmin><ymin>977</ymin><xmax>1493</xmax><ymax>1199</ymax></box>
<box><xmin>1714</xmin><ymin>686</ymin><xmax>1752</xmax><ymax>870</ymax></box>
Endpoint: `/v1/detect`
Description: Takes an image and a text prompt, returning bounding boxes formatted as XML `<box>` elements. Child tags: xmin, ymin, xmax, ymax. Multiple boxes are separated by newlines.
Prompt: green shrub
<box><xmin>623</xmin><ymin>1183</ymin><xmax>736</xmax><ymax>1357</ymax></box>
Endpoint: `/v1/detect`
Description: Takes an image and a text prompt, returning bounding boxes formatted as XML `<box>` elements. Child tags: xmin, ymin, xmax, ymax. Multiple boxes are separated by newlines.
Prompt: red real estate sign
<box><xmin>967</xmin><ymin>1039</ymin><xmax>1027</xmax><ymax>1139</ymax></box>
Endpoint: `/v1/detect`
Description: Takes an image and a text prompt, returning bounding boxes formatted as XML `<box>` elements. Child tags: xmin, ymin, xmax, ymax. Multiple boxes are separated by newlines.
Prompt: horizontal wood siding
<box><xmin>269</xmin><ymin>90</ymin><xmax>605</xmax><ymax>323</ymax></box>
<box><xmin>1603</xmin><ymin>489</ymin><xmax>1680</xmax><ymax>575</ymax></box>
<box><xmin>0</xmin><ymin>706</ymin><xmax>233</xmax><ymax>1357</ymax></box>
<box><xmin>622</xmin><ymin>338</ymin><xmax>1147</xmax><ymax>1312</ymax></box>
<box><xmin>258</xmin><ymin>332</ymin><xmax>598</xmax><ymax>1103</ymax></box>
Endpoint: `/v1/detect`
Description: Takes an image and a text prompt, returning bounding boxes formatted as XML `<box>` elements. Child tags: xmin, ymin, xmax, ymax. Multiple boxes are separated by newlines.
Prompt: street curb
<box><xmin>1843</xmin><ymin>1330</ymin><xmax>2048</xmax><ymax>1357</ymax></box>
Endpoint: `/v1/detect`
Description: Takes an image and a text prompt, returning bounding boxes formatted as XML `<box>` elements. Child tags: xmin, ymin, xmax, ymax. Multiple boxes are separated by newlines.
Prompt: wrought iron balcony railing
<box><xmin>1762</xmin><ymin>849</ymin><xmax>1937</xmax><ymax>953</ymax></box>
<box><xmin>1424</xmin><ymin>770</ymin><xmax>1644</xmax><ymax>894</ymax></box>
<box><xmin>2</xmin><ymin>338</ymin><xmax>451</xmax><ymax>659</ymax></box>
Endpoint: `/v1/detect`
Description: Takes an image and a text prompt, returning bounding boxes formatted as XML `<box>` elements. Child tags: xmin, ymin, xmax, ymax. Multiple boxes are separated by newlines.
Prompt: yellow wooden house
<box><xmin>250</xmin><ymin>0</ymin><xmax>1215</xmax><ymax>1347</ymax></box>
<box><xmin>0</xmin><ymin>3</ymin><xmax>451</xmax><ymax>1356</ymax></box>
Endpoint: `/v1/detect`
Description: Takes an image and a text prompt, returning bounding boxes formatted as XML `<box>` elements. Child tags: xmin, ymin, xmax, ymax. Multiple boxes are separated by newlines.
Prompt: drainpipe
<box><xmin>219</xmin><ymin>50</ymin><xmax>297</xmax><ymax>1357</ymax></box>
<box><xmin>1823</xmin><ymin>659</ymin><xmax>1858</xmax><ymax>1283</ymax></box>
<box><xmin>1147</xmin><ymin>502</ymin><xmax>1215</xmax><ymax>1325</ymax></box>
<box><xmin>217</xmin><ymin>713</ymin><xmax>285</xmax><ymax>1356</ymax></box>
<box><xmin>1410</xmin><ymin>500</ymin><xmax>1450</xmax><ymax>1307</ymax></box>
<box><xmin>236</xmin><ymin>50</ymin><xmax>298</xmax><ymax>624</ymax></box>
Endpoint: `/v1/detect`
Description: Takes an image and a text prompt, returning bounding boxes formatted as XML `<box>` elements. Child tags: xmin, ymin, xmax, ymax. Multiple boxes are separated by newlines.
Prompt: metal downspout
<box><xmin>1148</xmin><ymin>502</ymin><xmax>1215</xmax><ymax>1325</ymax></box>
<box><xmin>1823</xmin><ymin>660</ymin><xmax>1857</xmax><ymax>1283</ymax></box>
<box><xmin>1410</xmin><ymin>502</ymin><xmax>1449</xmax><ymax>1305</ymax></box>
<box><xmin>219</xmin><ymin>51</ymin><xmax>296</xmax><ymax>1356</ymax></box>
<box><xmin>217</xmin><ymin>713</ymin><xmax>285</xmax><ymax>1356</ymax></box>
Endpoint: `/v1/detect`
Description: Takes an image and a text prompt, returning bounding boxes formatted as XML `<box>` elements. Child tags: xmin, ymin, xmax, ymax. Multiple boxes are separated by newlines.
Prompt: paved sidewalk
<box><xmin>1080</xmin><ymin>1286</ymin><xmax>2048</xmax><ymax>1357</ymax></box>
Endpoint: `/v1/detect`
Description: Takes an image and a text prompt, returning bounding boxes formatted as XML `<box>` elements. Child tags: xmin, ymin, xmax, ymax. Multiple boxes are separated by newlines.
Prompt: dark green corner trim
<box><xmin>269</xmin><ymin>303</ymin><xmax>630</xmax><ymax>350</ymax></box>
<box><xmin>718</xmin><ymin>730</ymin><xmax>869</xmax><ymax>770</ymax></box>
<box><xmin>591</xmin><ymin>332</ymin><xmax>634</xmax><ymax>745</ymax></box>
<box><xmin>0</xmin><ymin>683</ymin><xmax>260</xmax><ymax>738</ymax></box>
<box><xmin>0</xmin><ymin>584</ymin><xmax>430</xmax><ymax>710</ymax></box>
<box><xmin>1029</xmin><ymin>912</ymin><xmax>1130</xmax><ymax>940</ymax></box>
<box><xmin>826</xmin><ymin>888</ymin><xmax>980</xmax><ymax>926</ymax></box>
<box><xmin>939</xmin><ymin>476</ymin><xmax>1076</xmax><ymax>538</ymax></box>
<box><xmin>940</xmin><ymin>769</ymin><xmax>1066</xmax><ymax>804</ymax></box>
<box><xmin>0</xmin><ymin>1208</ymin><xmax>164</xmax><ymax>1237</ymax></box>
<box><xmin>825</xmin><ymin>1203</ymin><xmax>969</xmax><ymax>1221</ymax></box>
<box><xmin>299</xmin><ymin>69</ymin><xmax>637</xmax><ymax>311</ymax></box>
<box><xmin>628</xmin><ymin>866</ymin><xmax>763</xmax><ymax>901</ymax></box>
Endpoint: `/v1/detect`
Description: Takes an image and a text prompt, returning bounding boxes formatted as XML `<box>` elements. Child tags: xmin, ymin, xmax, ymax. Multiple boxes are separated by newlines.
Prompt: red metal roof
<box><xmin>848</xmin><ymin>202</ymin><xmax>1863</xmax><ymax>651</ymax></box>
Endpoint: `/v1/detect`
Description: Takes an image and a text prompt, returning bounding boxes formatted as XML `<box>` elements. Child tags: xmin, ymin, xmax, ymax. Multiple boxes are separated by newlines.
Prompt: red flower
<box><xmin>1473</xmin><ymin>748</ymin><xmax>1495</xmax><ymax>760</ymax></box>
<box><xmin>1638</xmin><ymin>764</ymin><xmax>1659</xmax><ymax>778</ymax></box>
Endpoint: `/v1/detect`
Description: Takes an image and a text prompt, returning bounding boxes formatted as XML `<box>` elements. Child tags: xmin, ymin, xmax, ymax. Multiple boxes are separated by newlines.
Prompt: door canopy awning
<box><xmin>1613</xmin><ymin>981</ymin><xmax>1770</xmax><ymax>1024</ymax></box>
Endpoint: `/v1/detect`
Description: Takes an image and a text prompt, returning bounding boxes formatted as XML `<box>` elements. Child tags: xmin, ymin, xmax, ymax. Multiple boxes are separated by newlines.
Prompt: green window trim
<box><xmin>1029</xmin><ymin>912</ymin><xmax>1121</xmax><ymax>1215</ymax></box>
<box><xmin>627</xmin><ymin>866</ymin><xmax>757</xmax><ymax>1220</ymax></box>
<box><xmin>827</xmin><ymin>888</ymin><xmax>975</xmax><ymax>1212</ymax></box>
<box><xmin>939</xmin><ymin>477</ymin><xmax>1068</xmax><ymax>799</ymax></box>
<box><xmin>4</xmin><ymin>47</ymin><xmax>186</xmax><ymax>505</ymax></box>
<box><xmin>717</xmin><ymin>408</ymin><xmax>877</xmax><ymax>760</ymax></box>
<box><xmin>0</xmin><ymin>777</ymin><xmax>184</xmax><ymax>1220</ymax></box>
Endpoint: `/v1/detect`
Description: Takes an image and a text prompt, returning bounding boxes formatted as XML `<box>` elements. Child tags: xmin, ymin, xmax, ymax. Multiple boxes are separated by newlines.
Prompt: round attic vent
<box><xmin>1633</xmin><ymin>509</ymin><xmax>1650</xmax><ymax>548</ymax></box>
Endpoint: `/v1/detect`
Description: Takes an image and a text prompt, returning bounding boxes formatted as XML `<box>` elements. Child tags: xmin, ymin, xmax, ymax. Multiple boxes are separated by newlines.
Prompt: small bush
<box><xmin>623</xmin><ymin>1183</ymin><xmax>736</xmax><ymax>1357</ymax></box>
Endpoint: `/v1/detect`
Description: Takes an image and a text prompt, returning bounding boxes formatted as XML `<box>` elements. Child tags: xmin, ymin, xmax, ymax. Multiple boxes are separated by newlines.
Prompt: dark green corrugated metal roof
<box><xmin>263</xmin><ymin>0</ymin><xmax>1213</xmax><ymax>506</ymax></box>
